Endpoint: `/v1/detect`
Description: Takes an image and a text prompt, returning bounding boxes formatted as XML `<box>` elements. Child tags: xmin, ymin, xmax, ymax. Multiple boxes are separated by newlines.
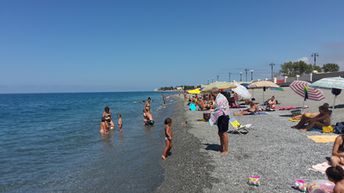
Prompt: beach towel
<box><xmin>307</xmin><ymin>135</ymin><xmax>338</xmax><ymax>143</ymax></box>
<box><xmin>309</xmin><ymin>162</ymin><xmax>344</xmax><ymax>174</ymax></box>
<box><xmin>209</xmin><ymin>93</ymin><xmax>230</xmax><ymax>126</ymax></box>
<box><xmin>288</xmin><ymin>118</ymin><xmax>300</xmax><ymax>122</ymax></box>
<box><xmin>275</xmin><ymin>106</ymin><xmax>299</xmax><ymax>110</ymax></box>
<box><xmin>250</xmin><ymin>112</ymin><xmax>269</xmax><ymax>115</ymax></box>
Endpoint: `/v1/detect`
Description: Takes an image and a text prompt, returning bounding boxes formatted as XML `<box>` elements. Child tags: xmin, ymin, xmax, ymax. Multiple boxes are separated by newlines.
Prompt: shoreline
<box><xmin>156</xmin><ymin>96</ymin><xmax>216</xmax><ymax>193</ymax></box>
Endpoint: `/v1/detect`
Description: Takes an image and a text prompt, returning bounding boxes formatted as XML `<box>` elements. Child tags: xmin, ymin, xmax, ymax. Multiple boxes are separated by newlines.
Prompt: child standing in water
<box><xmin>162</xmin><ymin>118</ymin><xmax>173</xmax><ymax>160</ymax></box>
<box><xmin>118</xmin><ymin>114</ymin><xmax>123</xmax><ymax>130</ymax></box>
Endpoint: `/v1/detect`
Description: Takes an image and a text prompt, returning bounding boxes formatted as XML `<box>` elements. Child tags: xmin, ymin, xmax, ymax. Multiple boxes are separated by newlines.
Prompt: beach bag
<box><xmin>334</xmin><ymin>122</ymin><xmax>344</xmax><ymax>134</ymax></box>
<box><xmin>203</xmin><ymin>112</ymin><xmax>211</xmax><ymax>121</ymax></box>
<box><xmin>322</xmin><ymin>126</ymin><xmax>334</xmax><ymax>133</ymax></box>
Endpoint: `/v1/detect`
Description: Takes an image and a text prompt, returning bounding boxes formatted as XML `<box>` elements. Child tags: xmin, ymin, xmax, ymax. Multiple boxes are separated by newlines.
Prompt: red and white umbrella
<box><xmin>290</xmin><ymin>80</ymin><xmax>325</xmax><ymax>101</ymax></box>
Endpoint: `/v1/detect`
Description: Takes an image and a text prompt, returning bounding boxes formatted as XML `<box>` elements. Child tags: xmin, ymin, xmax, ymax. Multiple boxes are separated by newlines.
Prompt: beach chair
<box><xmin>228</xmin><ymin>117</ymin><xmax>251</xmax><ymax>134</ymax></box>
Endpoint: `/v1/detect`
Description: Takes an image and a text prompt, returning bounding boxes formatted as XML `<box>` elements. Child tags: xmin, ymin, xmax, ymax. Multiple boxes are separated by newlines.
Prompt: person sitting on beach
<box><xmin>102</xmin><ymin>106</ymin><xmax>115</xmax><ymax>129</ymax></box>
<box><xmin>234</xmin><ymin>101</ymin><xmax>259</xmax><ymax>116</ymax></box>
<box><xmin>229</xmin><ymin>92</ymin><xmax>239</xmax><ymax>108</ymax></box>
<box><xmin>326</xmin><ymin>166</ymin><xmax>344</xmax><ymax>193</ymax></box>
<box><xmin>118</xmin><ymin>113</ymin><xmax>123</xmax><ymax>130</ymax></box>
<box><xmin>331</xmin><ymin>134</ymin><xmax>344</xmax><ymax>167</ymax></box>
<box><xmin>291</xmin><ymin>104</ymin><xmax>331</xmax><ymax>131</ymax></box>
<box><xmin>266</xmin><ymin>96</ymin><xmax>277</xmax><ymax>111</ymax></box>
<box><xmin>143</xmin><ymin>106</ymin><xmax>154</xmax><ymax>126</ymax></box>
<box><xmin>100</xmin><ymin>117</ymin><xmax>109</xmax><ymax>134</ymax></box>
<box><xmin>162</xmin><ymin>117</ymin><xmax>173</xmax><ymax>160</ymax></box>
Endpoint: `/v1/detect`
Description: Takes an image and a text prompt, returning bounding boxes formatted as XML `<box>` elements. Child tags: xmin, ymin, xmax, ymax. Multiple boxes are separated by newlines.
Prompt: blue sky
<box><xmin>1</xmin><ymin>0</ymin><xmax>344</xmax><ymax>93</ymax></box>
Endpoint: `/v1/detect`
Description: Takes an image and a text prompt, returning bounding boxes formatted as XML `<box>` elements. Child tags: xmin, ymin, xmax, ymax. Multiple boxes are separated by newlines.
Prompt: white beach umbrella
<box><xmin>311</xmin><ymin>77</ymin><xmax>344</xmax><ymax>109</ymax></box>
<box><xmin>232</xmin><ymin>82</ymin><xmax>251</xmax><ymax>99</ymax></box>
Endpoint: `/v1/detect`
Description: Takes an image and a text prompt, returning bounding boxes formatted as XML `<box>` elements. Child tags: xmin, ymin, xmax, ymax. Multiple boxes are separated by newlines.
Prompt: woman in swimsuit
<box><xmin>266</xmin><ymin>96</ymin><xmax>277</xmax><ymax>111</ymax></box>
<box><xmin>143</xmin><ymin>106</ymin><xmax>154</xmax><ymax>126</ymax></box>
<box><xmin>102</xmin><ymin>106</ymin><xmax>115</xmax><ymax>129</ymax></box>
<box><xmin>144</xmin><ymin>97</ymin><xmax>151</xmax><ymax>111</ymax></box>
<box><xmin>331</xmin><ymin>135</ymin><xmax>344</xmax><ymax>167</ymax></box>
<box><xmin>234</xmin><ymin>102</ymin><xmax>258</xmax><ymax>116</ymax></box>
<box><xmin>291</xmin><ymin>104</ymin><xmax>331</xmax><ymax>131</ymax></box>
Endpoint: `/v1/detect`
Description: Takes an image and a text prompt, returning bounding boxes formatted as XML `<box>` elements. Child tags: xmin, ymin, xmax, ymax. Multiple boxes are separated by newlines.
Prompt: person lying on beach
<box><xmin>266</xmin><ymin>96</ymin><xmax>277</xmax><ymax>111</ymax></box>
<box><xmin>102</xmin><ymin>106</ymin><xmax>115</xmax><ymax>129</ymax></box>
<box><xmin>100</xmin><ymin>117</ymin><xmax>110</xmax><ymax>134</ymax></box>
<box><xmin>118</xmin><ymin>113</ymin><xmax>123</xmax><ymax>130</ymax></box>
<box><xmin>234</xmin><ymin>101</ymin><xmax>259</xmax><ymax>116</ymax></box>
<box><xmin>291</xmin><ymin>104</ymin><xmax>331</xmax><ymax>131</ymax></box>
<box><xmin>162</xmin><ymin>118</ymin><xmax>173</xmax><ymax>160</ymax></box>
<box><xmin>143</xmin><ymin>107</ymin><xmax>154</xmax><ymax>126</ymax></box>
<box><xmin>331</xmin><ymin>135</ymin><xmax>344</xmax><ymax>167</ymax></box>
<box><xmin>326</xmin><ymin>166</ymin><xmax>344</xmax><ymax>193</ymax></box>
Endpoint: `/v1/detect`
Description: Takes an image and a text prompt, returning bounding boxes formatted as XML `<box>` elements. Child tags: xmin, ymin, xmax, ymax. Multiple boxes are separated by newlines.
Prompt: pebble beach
<box><xmin>158</xmin><ymin>87</ymin><xmax>344</xmax><ymax>193</ymax></box>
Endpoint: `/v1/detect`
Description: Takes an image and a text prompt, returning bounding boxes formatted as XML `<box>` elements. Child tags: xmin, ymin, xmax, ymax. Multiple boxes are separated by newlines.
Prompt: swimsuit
<box><xmin>104</xmin><ymin>113</ymin><xmax>111</xmax><ymax>122</ymax></box>
<box><xmin>339</xmin><ymin>135</ymin><xmax>344</xmax><ymax>153</ymax></box>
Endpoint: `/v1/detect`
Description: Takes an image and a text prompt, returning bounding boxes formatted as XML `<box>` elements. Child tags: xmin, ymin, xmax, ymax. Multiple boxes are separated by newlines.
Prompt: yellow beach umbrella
<box><xmin>187</xmin><ymin>88</ymin><xmax>201</xmax><ymax>94</ymax></box>
<box><xmin>202</xmin><ymin>81</ymin><xmax>236</xmax><ymax>92</ymax></box>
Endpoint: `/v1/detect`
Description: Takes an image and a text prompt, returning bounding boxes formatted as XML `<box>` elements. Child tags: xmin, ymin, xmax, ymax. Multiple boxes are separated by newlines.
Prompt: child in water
<box><xmin>118</xmin><ymin>114</ymin><xmax>123</xmax><ymax>130</ymax></box>
<box><xmin>100</xmin><ymin>117</ymin><xmax>109</xmax><ymax>134</ymax></box>
<box><xmin>162</xmin><ymin>118</ymin><xmax>173</xmax><ymax>160</ymax></box>
<box><xmin>326</xmin><ymin>166</ymin><xmax>344</xmax><ymax>193</ymax></box>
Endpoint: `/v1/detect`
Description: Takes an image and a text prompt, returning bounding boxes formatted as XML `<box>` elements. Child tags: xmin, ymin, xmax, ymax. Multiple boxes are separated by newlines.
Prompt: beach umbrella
<box><xmin>311</xmin><ymin>77</ymin><xmax>344</xmax><ymax>109</ymax></box>
<box><xmin>201</xmin><ymin>81</ymin><xmax>236</xmax><ymax>92</ymax></box>
<box><xmin>187</xmin><ymin>88</ymin><xmax>201</xmax><ymax>94</ymax></box>
<box><xmin>232</xmin><ymin>82</ymin><xmax>251</xmax><ymax>99</ymax></box>
<box><xmin>248</xmin><ymin>81</ymin><xmax>279</xmax><ymax>103</ymax></box>
<box><xmin>290</xmin><ymin>80</ymin><xmax>325</xmax><ymax>101</ymax></box>
<box><xmin>311</xmin><ymin>77</ymin><xmax>344</xmax><ymax>90</ymax></box>
<box><xmin>290</xmin><ymin>80</ymin><xmax>325</xmax><ymax>108</ymax></box>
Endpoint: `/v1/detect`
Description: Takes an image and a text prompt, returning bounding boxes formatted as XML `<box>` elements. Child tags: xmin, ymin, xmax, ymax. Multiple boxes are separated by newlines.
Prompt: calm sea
<box><xmin>0</xmin><ymin>92</ymin><xmax>175</xmax><ymax>193</ymax></box>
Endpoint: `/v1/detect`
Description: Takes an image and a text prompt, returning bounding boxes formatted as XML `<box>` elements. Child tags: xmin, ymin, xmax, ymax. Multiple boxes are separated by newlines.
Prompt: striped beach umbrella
<box><xmin>290</xmin><ymin>80</ymin><xmax>325</xmax><ymax>101</ymax></box>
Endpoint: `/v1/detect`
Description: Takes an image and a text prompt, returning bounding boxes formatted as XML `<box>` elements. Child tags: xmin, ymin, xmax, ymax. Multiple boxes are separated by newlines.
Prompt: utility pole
<box><xmin>228</xmin><ymin>72</ymin><xmax>231</xmax><ymax>82</ymax></box>
<box><xmin>269</xmin><ymin>63</ymin><xmax>275</xmax><ymax>80</ymax></box>
<box><xmin>240</xmin><ymin>72</ymin><xmax>243</xmax><ymax>82</ymax></box>
<box><xmin>311</xmin><ymin>52</ymin><xmax>319</xmax><ymax>67</ymax></box>
<box><xmin>250</xmin><ymin>70</ymin><xmax>254</xmax><ymax>81</ymax></box>
<box><xmin>244</xmin><ymin>68</ymin><xmax>249</xmax><ymax>82</ymax></box>
<box><xmin>216</xmin><ymin>75</ymin><xmax>219</xmax><ymax>81</ymax></box>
